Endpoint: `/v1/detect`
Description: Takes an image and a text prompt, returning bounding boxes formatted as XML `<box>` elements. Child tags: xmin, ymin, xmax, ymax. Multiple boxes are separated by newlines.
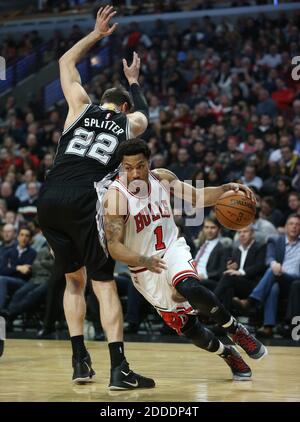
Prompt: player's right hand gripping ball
<box><xmin>215</xmin><ymin>190</ymin><xmax>256</xmax><ymax>230</ymax></box>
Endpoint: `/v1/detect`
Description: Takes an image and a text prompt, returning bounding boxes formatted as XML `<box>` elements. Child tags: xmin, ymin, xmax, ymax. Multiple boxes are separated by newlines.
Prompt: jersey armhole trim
<box><xmin>62</xmin><ymin>103</ymin><xmax>92</xmax><ymax>136</ymax></box>
<box><xmin>126</xmin><ymin>116</ymin><xmax>131</xmax><ymax>140</ymax></box>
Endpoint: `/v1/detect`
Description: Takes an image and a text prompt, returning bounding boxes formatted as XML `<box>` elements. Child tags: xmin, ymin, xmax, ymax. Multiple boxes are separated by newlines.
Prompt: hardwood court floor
<box><xmin>0</xmin><ymin>340</ymin><xmax>299</xmax><ymax>402</ymax></box>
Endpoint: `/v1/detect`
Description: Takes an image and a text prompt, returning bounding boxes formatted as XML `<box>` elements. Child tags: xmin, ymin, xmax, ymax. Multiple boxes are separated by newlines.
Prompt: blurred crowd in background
<box><xmin>0</xmin><ymin>9</ymin><xmax>300</xmax><ymax>340</ymax></box>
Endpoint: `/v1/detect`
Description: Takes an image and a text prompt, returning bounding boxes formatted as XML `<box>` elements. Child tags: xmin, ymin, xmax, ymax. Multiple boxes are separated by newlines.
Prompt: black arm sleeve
<box><xmin>130</xmin><ymin>83</ymin><xmax>149</xmax><ymax>120</ymax></box>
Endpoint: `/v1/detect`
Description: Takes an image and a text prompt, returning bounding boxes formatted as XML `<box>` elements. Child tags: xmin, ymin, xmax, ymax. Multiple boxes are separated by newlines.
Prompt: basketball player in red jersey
<box><xmin>103</xmin><ymin>139</ymin><xmax>268</xmax><ymax>382</ymax></box>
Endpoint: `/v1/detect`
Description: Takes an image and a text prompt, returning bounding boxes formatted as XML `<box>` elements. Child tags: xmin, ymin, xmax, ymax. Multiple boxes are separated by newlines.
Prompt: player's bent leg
<box><xmin>92</xmin><ymin>279</ymin><xmax>155</xmax><ymax>390</ymax></box>
<box><xmin>160</xmin><ymin>312</ymin><xmax>251</xmax><ymax>381</ymax></box>
<box><xmin>175</xmin><ymin>277</ymin><xmax>268</xmax><ymax>360</ymax></box>
<box><xmin>182</xmin><ymin>316</ymin><xmax>252</xmax><ymax>381</ymax></box>
<box><xmin>65</xmin><ymin>267</ymin><xmax>95</xmax><ymax>383</ymax></box>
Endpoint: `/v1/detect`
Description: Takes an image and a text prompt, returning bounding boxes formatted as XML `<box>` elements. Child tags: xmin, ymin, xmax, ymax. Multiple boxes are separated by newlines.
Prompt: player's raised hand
<box><xmin>94</xmin><ymin>5</ymin><xmax>118</xmax><ymax>38</ymax></box>
<box><xmin>123</xmin><ymin>51</ymin><xmax>141</xmax><ymax>84</ymax></box>
<box><xmin>140</xmin><ymin>255</ymin><xmax>167</xmax><ymax>274</ymax></box>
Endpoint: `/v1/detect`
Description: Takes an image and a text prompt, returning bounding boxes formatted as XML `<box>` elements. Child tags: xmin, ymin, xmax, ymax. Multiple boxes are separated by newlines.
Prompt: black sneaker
<box><xmin>72</xmin><ymin>352</ymin><xmax>96</xmax><ymax>383</ymax></box>
<box><xmin>220</xmin><ymin>346</ymin><xmax>252</xmax><ymax>381</ymax></box>
<box><xmin>0</xmin><ymin>339</ymin><xmax>4</xmax><ymax>357</ymax></box>
<box><xmin>109</xmin><ymin>360</ymin><xmax>155</xmax><ymax>390</ymax></box>
<box><xmin>230</xmin><ymin>323</ymin><xmax>268</xmax><ymax>360</ymax></box>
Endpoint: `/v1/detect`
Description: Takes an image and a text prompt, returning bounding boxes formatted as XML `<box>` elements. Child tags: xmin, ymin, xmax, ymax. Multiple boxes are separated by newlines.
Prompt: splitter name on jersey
<box><xmin>84</xmin><ymin>118</ymin><xmax>124</xmax><ymax>136</ymax></box>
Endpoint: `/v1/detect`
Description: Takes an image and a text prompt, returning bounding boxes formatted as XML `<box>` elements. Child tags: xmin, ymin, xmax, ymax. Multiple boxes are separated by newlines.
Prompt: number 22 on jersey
<box><xmin>65</xmin><ymin>128</ymin><xmax>118</xmax><ymax>165</ymax></box>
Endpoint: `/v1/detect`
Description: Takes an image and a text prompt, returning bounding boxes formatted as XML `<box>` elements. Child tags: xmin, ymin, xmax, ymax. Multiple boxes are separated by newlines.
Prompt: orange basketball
<box><xmin>215</xmin><ymin>190</ymin><xmax>256</xmax><ymax>230</ymax></box>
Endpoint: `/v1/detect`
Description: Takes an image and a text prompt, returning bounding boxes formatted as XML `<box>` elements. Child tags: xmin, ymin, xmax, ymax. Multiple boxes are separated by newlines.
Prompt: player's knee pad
<box><xmin>175</xmin><ymin>277</ymin><xmax>220</xmax><ymax>315</ymax></box>
<box><xmin>176</xmin><ymin>277</ymin><xmax>231</xmax><ymax>325</ymax></box>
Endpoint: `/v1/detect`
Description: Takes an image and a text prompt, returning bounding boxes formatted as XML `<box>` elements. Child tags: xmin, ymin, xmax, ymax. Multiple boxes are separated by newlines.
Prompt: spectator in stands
<box><xmin>28</xmin><ymin>220</ymin><xmax>46</xmax><ymax>252</ymax></box>
<box><xmin>274</xmin><ymin>176</ymin><xmax>292</xmax><ymax>215</ymax></box>
<box><xmin>0</xmin><ymin>182</ymin><xmax>20</xmax><ymax>212</ymax></box>
<box><xmin>215</xmin><ymin>226</ymin><xmax>266</xmax><ymax>311</ymax></box>
<box><xmin>1</xmin><ymin>9</ymin><xmax>300</xmax><ymax>338</ymax></box>
<box><xmin>259</xmin><ymin>196</ymin><xmax>284</xmax><ymax>228</ymax></box>
<box><xmin>257</xmin><ymin>44</ymin><xmax>282</xmax><ymax>69</ymax></box>
<box><xmin>0</xmin><ymin>200</ymin><xmax>7</xmax><ymax>226</ymax></box>
<box><xmin>268</xmin><ymin>135</ymin><xmax>291</xmax><ymax>164</ymax></box>
<box><xmin>37</xmin><ymin>153</ymin><xmax>54</xmax><ymax>182</ymax></box>
<box><xmin>15</xmin><ymin>169</ymin><xmax>41</xmax><ymax>203</ymax></box>
<box><xmin>233</xmin><ymin>214</ymin><xmax>300</xmax><ymax>338</ymax></box>
<box><xmin>0</xmin><ymin>224</ymin><xmax>17</xmax><ymax>265</ymax></box>
<box><xmin>194</xmin><ymin>215</ymin><xmax>231</xmax><ymax>291</ymax></box>
<box><xmin>151</xmin><ymin>154</ymin><xmax>167</xmax><ymax>169</ymax></box>
<box><xmin>279</xmin><ymin>145</ymin><xmax>300</xmax><ymax>178</ymax></box>
<box><xmin>292</xmin><ymin>122</ymin><xmax>300</xmax><ymax>155</ymax></box>
<box><xmin>0</xmin><ymin>242</ymin><xmax>54</xmax><ymax>325</ymax></box>
<box><xmin>291</xmin><ymin>100</ymin><xmax>300</xmax><ymax>124</ymax></box>
<box><xmin>250</xmin><ymin>207</ymin><xmax>278</xmax><ymax>245</ymax></box>
<box><xmin>18</xmin><ymin>182</ymin><xmax>40</xmax><ymax>222</ymax></box>
<box><xmin>256</xmin><ymin>89</ymin><xmax>277</xmax><ymax>118</ymax></box>
<box><xmin>168</xmin><ymin>148</ymin><xmax>197</xmax><ymax>180</ymax></box>
<box><xmin>0</xmin><ymin>227</ymin><xmax>36</xmax><ymax>310</ymax></box>
<box><xmin>292</xmin><ymin>162</ymin><xmax>300</xmax><ymax>192</ymax></box>
<box><xmin>286</xmin><ymin>192</ymin><xmax>300</xmax><ymax>219</ymax></box>
<box><xmin>241</xmin><ymin>165</ymin><xmax>263</xmax><ymax>190</ymax></box>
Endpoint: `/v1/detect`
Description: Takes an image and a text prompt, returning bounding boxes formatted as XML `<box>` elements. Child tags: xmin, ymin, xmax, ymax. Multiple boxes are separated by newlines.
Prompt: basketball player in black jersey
<box><xmin>37</xmin><ymin>6</ymin><xmax>154</xmax><ymax>389</ymax></box>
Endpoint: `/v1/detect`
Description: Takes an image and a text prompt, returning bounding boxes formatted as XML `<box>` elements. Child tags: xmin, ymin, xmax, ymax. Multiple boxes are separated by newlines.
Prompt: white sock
<box><xmin>222</xmin><ymin>316</ymin><xmax>235</xmax><ymax>328</ymax></box>
<box><xmin>213</xmin><ymin>341</ymin><xmax>225</xmax><ymax>355</ymax></box>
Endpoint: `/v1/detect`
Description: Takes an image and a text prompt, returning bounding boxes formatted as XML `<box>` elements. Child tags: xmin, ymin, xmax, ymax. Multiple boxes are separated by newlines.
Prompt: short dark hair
<box><xmin>286</xmin><ymin>213</ymin><xmax>300</xmax><ymax>223</ymax></box>
<box><xmin>289</xmin><ymin>191</ymin><xmax>300</xmax><ymax>199</ymax></box>
<box><xmin>204</xmin><ymin>214</ymin><xmax>221</xmax><ymax>229</ymax></box>
<box><xmin>262</xmin><ymin>196</ymin><xmax>275</xmax><ymax>208</ymax></box>
<box><xmin>117</xmin><ymin>139</ymin><xmax>151</xmax><ymax>162</ymax></box>
<box><xmin>100</xmin><ymin>86</ymin><xmax>132</xmax><ymax>109</ymax></box>
<box><xmin>18</xmin><ymin>226</ymin><xmax>32</xmax><ymax>238</ymax></box>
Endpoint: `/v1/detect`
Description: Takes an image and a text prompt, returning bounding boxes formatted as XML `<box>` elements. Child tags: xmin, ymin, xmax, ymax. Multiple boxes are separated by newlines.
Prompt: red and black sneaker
<box><xmin>230</xmin><ymin>323</ymin><xmax>268</xmax><ymax>360</ymax></box>
<box><xmin>220</xmin><ymin>346</ymin><xmax>252</xmax><ymax>381</ymax></box>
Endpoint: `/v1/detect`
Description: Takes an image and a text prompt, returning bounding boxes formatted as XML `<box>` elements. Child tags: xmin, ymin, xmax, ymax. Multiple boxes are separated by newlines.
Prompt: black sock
<box><xmin>182</xmin><ymin>316</ymin><xmax>223</xmax><ymax>353</ymax></box>
<box><xmin>108</xmin><ymin>342</ymin><xmax>125</xmax><ymax>369</ymax></box>
<box><xmin>71</xmin><ymin>335</ymin><xmax>87</xmax><ymax>360</ymax></box>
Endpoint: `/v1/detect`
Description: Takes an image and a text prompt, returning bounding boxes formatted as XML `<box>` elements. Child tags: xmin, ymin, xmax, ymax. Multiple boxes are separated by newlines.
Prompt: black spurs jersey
<box><xmin>46</xmin><ymin>103</ymin><xmax>130</xmax><ymax>186</ymax></box>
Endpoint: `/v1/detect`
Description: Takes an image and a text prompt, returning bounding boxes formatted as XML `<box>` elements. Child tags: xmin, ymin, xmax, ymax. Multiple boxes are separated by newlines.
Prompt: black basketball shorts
<box><xmin>37</xmin><ymin>185</ymin><xmax>114</xmax><ymax>281</ymax></box>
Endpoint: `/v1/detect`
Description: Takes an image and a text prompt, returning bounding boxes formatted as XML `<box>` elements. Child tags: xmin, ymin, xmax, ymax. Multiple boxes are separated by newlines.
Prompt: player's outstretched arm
<box><xmin>152</xmin><ymin>169</ymin><xmax>256</xmax><ymax>207</ymax></box>
<box><xmin>59</xmin><ymin>6</ymin><xmax>118</xmax><ymax>114</ymax></box>
<box><xmin>104</xmin><ymin>189</ymin><xmax>166</xmax><ymax>273</ymax></box>
<box><xmin>201</xmin><ymin>183</ymin><xmax>256</xmax><ymax>206</ymax></box>
<box><xmin>123</xmin><ymin>52</ymin><xmax>149</xmax><ymax>137</ymax></box>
